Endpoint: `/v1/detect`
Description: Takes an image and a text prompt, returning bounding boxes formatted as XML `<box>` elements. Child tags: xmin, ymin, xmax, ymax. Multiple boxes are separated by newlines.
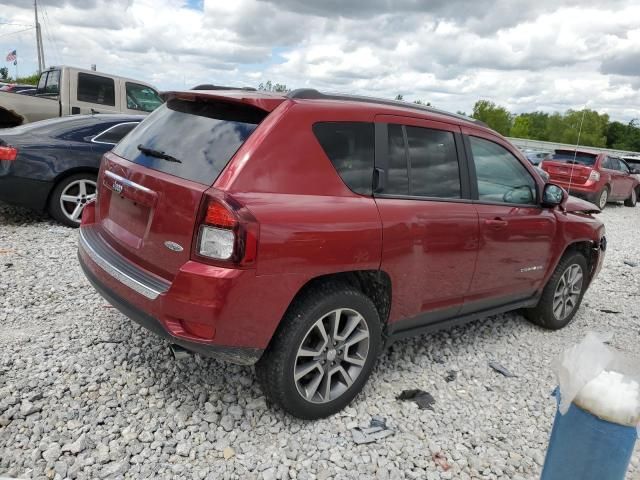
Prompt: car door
<box><xmin>461</xmin><ymin>130</ymin><xmax>556</xmax><ymax>314</ymax></box>
<box><xmin>373</xmin><ymin>115</ymin><xmax>479</xmax><ymax>330</ymax></box>
<box><xmin>611</xmin><ymin>158</ymin><xmax>634</xmax><ymax>199</ymax></box>
<box><xmin>70</xmin><ymin>71</ymin><xmax>119</xmax><ymax>115</ymax></box>
<box><xmin>603</xmin><ymin>156</ymin><xmax>625</xmax><ymax>199</ymax></box>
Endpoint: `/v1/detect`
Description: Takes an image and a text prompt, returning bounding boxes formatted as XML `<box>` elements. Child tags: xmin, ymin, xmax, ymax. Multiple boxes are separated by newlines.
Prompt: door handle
<box><xmin>484</xmin><ymin>218</ymin><xmax>508</xmax><ymax>230</ymax></box>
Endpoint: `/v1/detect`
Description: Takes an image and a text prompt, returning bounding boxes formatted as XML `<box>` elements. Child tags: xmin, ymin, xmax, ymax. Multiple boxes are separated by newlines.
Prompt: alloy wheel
<box><xmin>599</xmin><ymin>189</ymin><xmax>608</xmax><ymax>209</ymax></box>
<box><xmin>552</xmin><ymin>264</ymin><xmax>583</xmax><ymax>321</ymax></box>
<box><xmin>294</xmin><ymin>308</ymin><xmax>370</xmax><ymax>404</ymax></box>
<box><xmin>59</xmin><ymin>179</ymin><xmax>97</xmax><ymax>224</ymax></box>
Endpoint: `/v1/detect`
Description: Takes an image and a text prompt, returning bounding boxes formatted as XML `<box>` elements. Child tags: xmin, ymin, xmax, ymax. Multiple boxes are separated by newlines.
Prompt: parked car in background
<box><xmin>0</xmin><ymin>65</ymin><xmax>162</xmax><ymax>128</ymax></box>
<box><xmin>623</xmin><ymin>155</ymin><xmax>640</xmax><ymax>181</ymax></box>
<box><xmin>0</xmin><ymin>114</ymin><xmax>143</xmax><ymax>226</ymax></box>
<box><xmin>524</xmin><ymin>150</ymin><xmax>549</xmax><ymax>165</ymax></box>
<box><xmin>79</xmin><ymin>88</ymin><xmax>606</xmax><ymax>419</ymax></box>
<box><xmin>0</xmin><ymin>83</ymin><xmax>37</xmax><ymax>94</ymax></box>
<box><xmin>540</xmin><ymin>149</ymin><xmax>639</xmax><ymax>209</ymax></box>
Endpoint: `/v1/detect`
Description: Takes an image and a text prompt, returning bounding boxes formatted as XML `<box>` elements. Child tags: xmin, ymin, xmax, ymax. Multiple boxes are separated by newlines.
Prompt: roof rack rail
<box><xmin>191</xmin><ymin>84</ymin><xmax>257</xmax><ymax>91</ymax></box>
<box><xmin>287</xmin><ymin>88</ymin><xmax>485</xmax><ymax>126</ymax></box>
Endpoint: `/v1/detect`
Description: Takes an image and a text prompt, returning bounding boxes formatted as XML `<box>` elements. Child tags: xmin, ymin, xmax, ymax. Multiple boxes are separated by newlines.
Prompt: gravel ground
<box><xmin>0</xmin><ymin>201</ymin><xmax>639</xmax><ymax>480</ymax></box>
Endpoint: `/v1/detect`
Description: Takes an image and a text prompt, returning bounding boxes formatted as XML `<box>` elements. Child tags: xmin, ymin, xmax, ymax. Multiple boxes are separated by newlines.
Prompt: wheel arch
<box><xmin>266</xmin><ymin>270</ymin><xmax>392</xmax><ymax>349</ymax></box>
<box><xmin>46</xmin><ymin>167</ymin><xmax>99</xmax><ymax>206</ymax></box>
<box><xmin>558</xmin><ymin>240</ymin><xmax>601</xmax><ymax>286</ymax></box>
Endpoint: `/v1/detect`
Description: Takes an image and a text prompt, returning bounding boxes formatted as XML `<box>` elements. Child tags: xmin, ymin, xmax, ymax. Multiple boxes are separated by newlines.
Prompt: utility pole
<box><xmin>34</xmin><ymin>0</ymin><xmax>46</xmax><ymax>73</ymax></box>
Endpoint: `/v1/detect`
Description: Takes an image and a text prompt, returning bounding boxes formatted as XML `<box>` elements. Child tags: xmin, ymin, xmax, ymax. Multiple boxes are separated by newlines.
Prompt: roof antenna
<box><xmin>567</xmin><ymin>102</ymin><xmax>588</xmax><ymax>198</ymax></box>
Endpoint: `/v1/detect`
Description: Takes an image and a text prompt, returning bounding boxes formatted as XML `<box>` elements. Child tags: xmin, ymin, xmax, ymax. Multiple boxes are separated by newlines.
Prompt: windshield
<box><xmin>112</xmin><ymin>98</ymin><xmax>267</xmax><ymax>185</ymax></box>
<box><xmin>547</xmin><ymin>151</ymin><xmax>597</xmax><ymax>166</ymax></box>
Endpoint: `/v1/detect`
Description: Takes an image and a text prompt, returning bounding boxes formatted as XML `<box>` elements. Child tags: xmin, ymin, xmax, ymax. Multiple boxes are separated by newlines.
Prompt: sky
<box><xmin>1</xmin><ymin>0</ymin><xmax>639</xmax><ymax>123</ymax></box>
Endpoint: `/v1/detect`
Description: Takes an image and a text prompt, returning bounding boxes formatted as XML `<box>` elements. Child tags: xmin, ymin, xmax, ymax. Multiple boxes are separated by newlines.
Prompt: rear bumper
<box><xmin>0</xmin><ymin>173</ymin><xmax>53</xmax><ymax>212</ymax></box>
<box><xmin>80</xmin><ymin>258</ymin><xmax>262</xmax><ymax>364</ymax></box>
<box><xmin>78</xmin><ymin>224</ymin><xmax>267</xmax><ymax>365</ymax></box>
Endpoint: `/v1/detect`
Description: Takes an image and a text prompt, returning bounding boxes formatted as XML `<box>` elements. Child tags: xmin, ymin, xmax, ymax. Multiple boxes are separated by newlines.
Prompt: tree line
<box><xmin>467</xmin><ymin>100</ymin><xmax>640</xmax><ymax>152</ymax></box>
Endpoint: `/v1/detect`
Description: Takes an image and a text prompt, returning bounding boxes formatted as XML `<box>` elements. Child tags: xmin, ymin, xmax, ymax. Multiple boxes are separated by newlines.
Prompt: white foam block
<box><xmin>574</xmin><ymin>370</ymin><xmax>640</xmax><ymax>426</ymax></box>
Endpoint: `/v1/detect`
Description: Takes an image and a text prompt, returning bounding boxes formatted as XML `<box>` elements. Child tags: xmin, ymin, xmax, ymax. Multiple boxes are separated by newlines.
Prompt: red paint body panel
<box><xmin>79</xmin><ymin>91</ymin><xmax>607</xmax><ymax>364</ymax></box>
<box><xmin>375</xmin><ymin>199</ymin><xmax>479</xmax><ymax>322</ymax></box>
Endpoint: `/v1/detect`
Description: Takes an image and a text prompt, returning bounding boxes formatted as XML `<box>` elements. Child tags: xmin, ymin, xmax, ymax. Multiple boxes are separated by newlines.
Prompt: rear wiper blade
<box><xmin>137</xmin><ymin>144</ymin><xmax>182</xmax><ymax>163</ymax></box>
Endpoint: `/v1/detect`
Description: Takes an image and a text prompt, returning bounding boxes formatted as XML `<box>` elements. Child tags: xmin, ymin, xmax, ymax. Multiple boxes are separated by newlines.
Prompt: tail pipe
<box><xmin>169</xmin><ymin>343</ymin><xmax>191</xmax><ymax>360</ymax></box>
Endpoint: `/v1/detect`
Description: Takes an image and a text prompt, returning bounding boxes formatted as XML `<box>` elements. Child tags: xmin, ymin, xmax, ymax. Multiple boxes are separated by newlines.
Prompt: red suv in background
<box><xmin>78</xmin><ymin>89</ymin><xmax>606</xmax><ymax>418</ymax></box>
<box><xmin>541</xmin><ymin>149</ymin><xmax>639</xmax><ymax>209</ymax></box>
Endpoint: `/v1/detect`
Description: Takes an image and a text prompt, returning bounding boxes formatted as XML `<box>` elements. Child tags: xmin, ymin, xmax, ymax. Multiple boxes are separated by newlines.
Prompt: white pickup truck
<box><xmin>0</xmin><ymin>65</ymin><xmax>163</xmax><ymax>127</ymax></box>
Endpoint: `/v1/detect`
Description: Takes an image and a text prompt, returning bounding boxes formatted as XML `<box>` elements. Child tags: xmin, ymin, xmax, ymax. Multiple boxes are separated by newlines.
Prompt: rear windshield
<box><xmin>112</xmin><ymin>98</ymin><xmax>267</xmax><ymax>185</ymax></box>
<box><xmin>548</xmin><ymin>151</ymin><xmax>597</xmax><ymax>166</ymax></box>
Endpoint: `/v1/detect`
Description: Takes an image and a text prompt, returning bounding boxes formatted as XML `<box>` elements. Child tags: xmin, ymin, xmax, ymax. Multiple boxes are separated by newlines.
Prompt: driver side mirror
<box><xmin>630</xmin><ymin>167</ymin><xmax>640</xmax><ymax>175</ymax></box>
<box><xmin>541</xmin><ymin>183</ymin><xmax>566</xmax><ymax>207</ymax></box>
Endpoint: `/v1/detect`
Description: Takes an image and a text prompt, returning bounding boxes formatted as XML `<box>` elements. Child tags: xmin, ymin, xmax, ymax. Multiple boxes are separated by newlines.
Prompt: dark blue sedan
<box><xmin>0</xmin><ymin>114</ymin><xmax>143</xmax><ymax>226</ymax></box>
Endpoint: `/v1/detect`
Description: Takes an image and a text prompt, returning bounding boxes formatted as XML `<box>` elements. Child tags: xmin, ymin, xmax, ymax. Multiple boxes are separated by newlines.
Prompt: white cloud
<box><xmin>0</xmin><ymin>0</ymin><xmax>638</xmax><ymax>121</ymax></box>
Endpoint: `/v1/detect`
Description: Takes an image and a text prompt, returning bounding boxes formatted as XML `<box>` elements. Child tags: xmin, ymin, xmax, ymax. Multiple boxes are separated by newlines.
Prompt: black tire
<box><xmin>256</xmin><ymin>284</ymin><xmax>382</xmax><ymax>419</ymax></box>
<box><xmin>624</xmin><ymin>187</ymin><xmax>637</xmax><ymax>207</ymax></box>
<box><xmin>48</xmin><ymin>173</ymin><xmax>97</xmax><ymax>228</ymax></box>
<box><xmin>524</xmin><ymin>252</ymin><xmax>588</xmax><ymax>330</ymax></box>
<box><xmin>596</xmin><ymin>186</ymin><xmax>609</xmax><ymax>210</ymax></box>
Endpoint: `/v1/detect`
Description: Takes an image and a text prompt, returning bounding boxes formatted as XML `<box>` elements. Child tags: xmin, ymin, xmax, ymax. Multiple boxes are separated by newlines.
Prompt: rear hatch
<box><xmin>541</xmin><ymin>150</ymin><xmax>598</xmax><ymax>185</ymax></box>
<box><xmin>95</xmin><ymin>94</ymin><xmax>274</xmax><ymax>280</ymax></box>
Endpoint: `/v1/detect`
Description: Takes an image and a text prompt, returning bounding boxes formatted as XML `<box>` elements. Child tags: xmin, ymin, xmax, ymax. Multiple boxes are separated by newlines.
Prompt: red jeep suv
<box><xmin>541</xmin><ymin>149</ymin><xmax>639</xmax><ymax>209</ymax></box>
<box><xmin>78</xmin><ymin>89</ymin><xmax>606</xmax><ymax>418</ymax></box>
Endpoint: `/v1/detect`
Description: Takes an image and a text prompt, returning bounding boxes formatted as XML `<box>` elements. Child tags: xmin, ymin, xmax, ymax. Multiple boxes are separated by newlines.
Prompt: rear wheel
<box><xmin>524</xmin><ymin>252</ymin><xmax>588</xmax><ymax>330</ymax></box>
<box><xmin>48</xmin><ymin>173</ymin><xmax>97</xmax><ymax>227</ymax></box>
<box><xmin>624</xmin><ymin>187</ymin><xmax>637</xmax><ymax>207</ymax></box>
<box><xmin>596</xmin><ymin>186</ymin><xmax>609</xmax><ymax>210</ymax></box>
<box><xmin>256</xmin><ymin>284</ymin><xmax>381</xmax><ymax>419</ymax></box>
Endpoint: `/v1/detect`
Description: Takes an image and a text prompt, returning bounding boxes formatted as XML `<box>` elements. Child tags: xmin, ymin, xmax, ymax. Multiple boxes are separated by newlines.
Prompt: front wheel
<box><xmin>525</xmin><ymin>252</ymin><xmax>588</xmax><ymax>330</ymax></box>
<box><xmin>256</xmin><ymin>285</ymin><xmax>381</xmax><ymax>419</ymax></box>
<box><xmin>48</xmin><ymin>173</ymin><xmax>97</xmax><ymax>227</ymax></box>
<box><xmin>624</xmin><ymin>187</ymin><xmax>637</xmax><ymax>207</ymax></box>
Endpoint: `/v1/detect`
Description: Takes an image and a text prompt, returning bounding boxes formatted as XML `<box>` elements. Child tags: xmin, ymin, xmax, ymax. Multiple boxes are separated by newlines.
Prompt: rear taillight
<box><xmin>192</xmin><ymin>190</ymin><xmax>258</xmax><ymax>267</ymax></box>
<box><xmin>588</xmin><ymin>170</ymin><xmax>600</xmax><ymax>182</ymax></box>
<box><xmin>0</xmin><ymin>145</ymin><xmax>17</xmax><ymax>161</ymax></box>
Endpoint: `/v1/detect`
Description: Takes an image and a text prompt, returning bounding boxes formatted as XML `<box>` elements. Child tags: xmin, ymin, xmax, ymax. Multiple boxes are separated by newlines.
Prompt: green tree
<box><xmin>510</xmin><ymin>115</ymin><xmax>530</xmax><ymax>138</ymax></box>
<box><xmin>558</xmin><ymin>109</ymin><xmax>609</xmax><ymax>148</ymax></box>
<box><xmin>607</xmin><ymin>120</ymin><xmax>640</xmax><ymax>151</ymax></box>
<box><xmin>257</xmin><ymin>80</ymin><xmax>290</xmax><ymax>93</ymax></box>
<box><xmin>394</xmin><ymin>94</ymin><xmax>404</xmax><ymax>101</ymax></box>
<box><xmin>471</xmin><ymin>100</ymin><xmax>512</xmax><ymax>136</ymax></box>
<box><xmin>16</xmin><ymin>73</ymin><xmax>39</xmax><ymax>85</ymax></box>
<box><xmin>0</xmin><ymin>67</ymin><xmax>8</xmax><ymax>81</ymax></box>
<box><xmin>515</xmin><ymin>112</ymin><xmax>550</xmax><ymax>140</ymax></box>
<box><xmin>413</xmin><ymin>99</ymin><xmax>431</xmax><ymax>106</ymax></box>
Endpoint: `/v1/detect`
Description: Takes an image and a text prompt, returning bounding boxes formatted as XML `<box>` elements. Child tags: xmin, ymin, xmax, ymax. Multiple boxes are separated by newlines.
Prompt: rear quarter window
<box><xmin>312</xmin><ymin>122</ymin><xmax>374</xmax><ymax>195</ymax></box>
<box><xmin>112</xmin><ymin>99</ymin><xmax>266</xmax><ymax>185</ymax></box>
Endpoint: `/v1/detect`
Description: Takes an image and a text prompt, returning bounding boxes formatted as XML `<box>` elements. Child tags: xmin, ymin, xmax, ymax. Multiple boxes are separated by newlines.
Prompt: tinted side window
<box><xmin>93</xmin><ymin>123</ymin><xmax>139</xmax><ymax>145</ymax></box>
<box><xmin>617</xmin><ymin>159</ymin><xmax>630</xmax><ymax>173</ymax></box>
<box><xmin>313</xmin><ymin>122</ymin><xmax>374</xmax><ymax>195</ymax></box>
<box><xmin>77</xmin><ymin>73</ymin><xmax>115</xmax><ymax>106</ymax></box>
<box><xmin>469</xmin><ymin>136</ymin><xmax>536</xmax><ymax>205</ymax></box>
<box><xmin>406</xmin><ymin>126</ymin><xmax>460</xmax><ymax>198</ymax></box>
<box><xmin>385</xmin><ymin>124</ymin><xmax>409</xmax><ymax>195</ymax></box>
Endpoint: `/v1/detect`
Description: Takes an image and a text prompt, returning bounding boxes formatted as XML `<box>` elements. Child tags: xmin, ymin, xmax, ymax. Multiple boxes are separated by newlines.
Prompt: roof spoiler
<box><xmin>191</xmin><ymin>84</ymin><xmax>257</xmax><ymax>91</ymax></box>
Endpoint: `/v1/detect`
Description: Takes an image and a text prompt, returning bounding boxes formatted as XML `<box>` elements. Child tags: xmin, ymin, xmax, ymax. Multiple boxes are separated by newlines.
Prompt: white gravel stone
<box><xmin>0</xmin><ymin>202</ymin><xmax>639</xmax><ymax>479</ymax></box>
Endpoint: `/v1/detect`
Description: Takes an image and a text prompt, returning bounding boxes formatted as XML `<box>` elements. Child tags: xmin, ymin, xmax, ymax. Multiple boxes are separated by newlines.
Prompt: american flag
<box><xmin>6</xmin><ymin>50</ymin><xmax>17</xmax><ymax>64</ymax></box>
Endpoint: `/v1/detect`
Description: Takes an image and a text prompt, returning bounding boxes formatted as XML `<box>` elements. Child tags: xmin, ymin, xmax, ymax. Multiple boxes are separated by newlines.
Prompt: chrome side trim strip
<box><xmin>79</xmin><ymin>228</ymin><xmax>168</xmax><ymax>300</ymax></box>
